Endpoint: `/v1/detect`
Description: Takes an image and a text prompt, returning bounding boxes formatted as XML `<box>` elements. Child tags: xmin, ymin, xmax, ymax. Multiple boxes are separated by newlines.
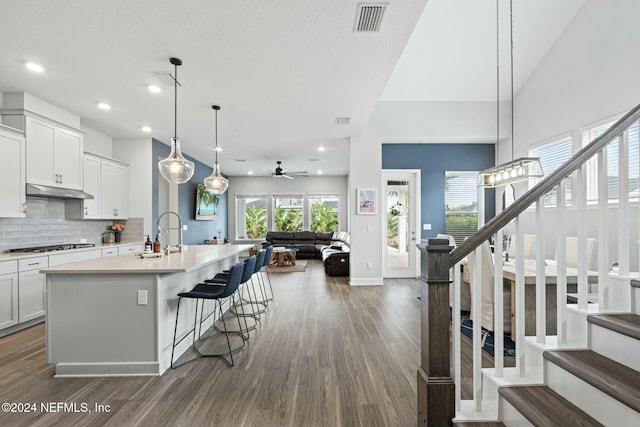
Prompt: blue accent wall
<box><xmin>152</xmin><ymin>139</ymin><xmax>228</xmax><ymax>245</ymax></box>
<box><xmin>382</xmin><ymin>143</ymin><xmax>495</xmax><ymax>239</ymax></box>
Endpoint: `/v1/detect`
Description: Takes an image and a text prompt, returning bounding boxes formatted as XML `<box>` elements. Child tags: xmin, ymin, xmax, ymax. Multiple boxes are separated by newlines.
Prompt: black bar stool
<box><xmin>170</xmin><ymin>261</ymin><xmax>245</xmax><ymax>368</ymax></box>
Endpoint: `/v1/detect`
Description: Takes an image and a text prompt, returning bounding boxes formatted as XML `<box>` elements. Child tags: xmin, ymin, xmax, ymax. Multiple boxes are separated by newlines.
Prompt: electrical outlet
<box><xmin>367</xmin><ymin>261</ymin><xmax>372</xmax><ymax>269</ymax></box>
<box><xmin>182</xmin><ymin>224</ymin><xmax>188</xmax><ymax>231</ymax></box>
<box><xmin>137</xmin><ymin>290</ymin><xmax>148</xmax><ymax>306</ymax></box>
<box><xmin>80</xmin><ymin>238</ymin><xmax>87</xmax><ymax>243</ymax></box>
<box><xmin>423</xmin><ymin>224</ymin><xmax>432</xmax><ymax>231</ymax></box>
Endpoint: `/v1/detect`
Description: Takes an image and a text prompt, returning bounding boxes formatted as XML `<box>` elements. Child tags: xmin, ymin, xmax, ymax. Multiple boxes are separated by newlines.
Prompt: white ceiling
<box><xmin>0</xmin><ymin>0</ymin><xmax>585</xmax><ymax>177</ymax></box>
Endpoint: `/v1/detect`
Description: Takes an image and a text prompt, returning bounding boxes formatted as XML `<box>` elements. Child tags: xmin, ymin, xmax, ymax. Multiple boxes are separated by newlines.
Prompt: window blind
<box><xmin>444</xmin><ymin>171</ymin><xmax>478</xmax><ymax>245</ymax></box>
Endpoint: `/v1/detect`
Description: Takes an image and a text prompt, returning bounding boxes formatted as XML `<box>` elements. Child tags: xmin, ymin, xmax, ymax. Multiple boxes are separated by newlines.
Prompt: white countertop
<box><xmin>0</xmin><ymin>241</ymin><xmax>144</xmax><ymax>263</ymax></box>
<box><xmin>41</xmin><ymin>244</ymin><xmax>253</xmax><ymax>274</ymax></box>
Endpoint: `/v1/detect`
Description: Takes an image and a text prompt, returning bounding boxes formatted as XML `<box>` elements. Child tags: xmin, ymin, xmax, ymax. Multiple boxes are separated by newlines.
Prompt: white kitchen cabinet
<box><xmin>25</xmin><ymin>116</ymin><xmax>83</xmax><ymax>190</ymax></box>
<box><xmin>101</xmin><ymin>159</ymin><xmax>128</xmax><ymax>219</ymax></box>
<box><xmin>117</xmin><ymin>243</ymin><xmax>144</xmax><ymax>256</ymax></box>
<box><xmin>18</xmin><ymin>257</ymin><xmax>48</xmax><ymax>323</ymax></box>
<box><xmin>0</xmin><ymin>127</ymin><xmax>26</xmax><ymax>218</ymax></box>
<box><xmin>0</xmin><ymin>261</ymin><xmax>19</xmax><ymax>331</ymax></box>
<box><xmin>48</xmin><ymin>249</ymin><xmax>101</xmax><ymax>267</ymax></box>
<box><xmin>66</xmin><ymin>154</ymin><xmax>128</xmax><ymax>220</ymax></box>
<box><xmin>101</xmin><ymin>247</ymin><xmax>118</xmax><ymax>258</ymax></box>
<box><xmin>83</xmin><ymin>154</ymin><xmax>101</xmax><ymax>218</ymax></box>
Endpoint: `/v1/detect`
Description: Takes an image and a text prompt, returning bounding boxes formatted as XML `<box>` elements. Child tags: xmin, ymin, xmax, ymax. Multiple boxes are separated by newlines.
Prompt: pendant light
<box><xmin>158</xmin><ymin>57</ymin><xmax>195</xmax><ymax>184</ymax></box>
<box><xmin>478</xmin><ymin>0</ymin><xmax>542</xmax><ymax>188</ymax></box>
<box><xmin>203</xmin><ymin>105</ymin><xmax>229</xmax><ymax>194</ymax></box>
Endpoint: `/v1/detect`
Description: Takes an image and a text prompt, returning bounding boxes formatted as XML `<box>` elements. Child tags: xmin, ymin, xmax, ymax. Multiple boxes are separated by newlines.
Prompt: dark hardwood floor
<box><xmin>0</xmin><ymin>260</ymin><xmax>505</xmax><ymax>427</ymax></box>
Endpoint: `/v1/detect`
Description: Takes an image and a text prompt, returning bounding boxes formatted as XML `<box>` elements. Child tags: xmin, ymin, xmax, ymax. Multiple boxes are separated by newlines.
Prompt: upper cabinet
<box><xmin>82</xmin><ymin>154</ymin><xmax>101</xmax><ymax>219</ymax></box>
<box><xmin>66</xmin><ymin>153</ymin><xmax>128</xmax><ymax>220</ymax></box>
<box><xmin>101</xmin><ymin>158</ymin><xmax>128</xmax><ymax>219</ymax></box>
<box><xmin>0</xmin><ymin>127</ymin><xmax>26</xmax><ymax>218</ymax></box>
<box><xmin>25</xmin><ymin>116</ymin><xmax>83</xmax><ymax>190</ymax></box>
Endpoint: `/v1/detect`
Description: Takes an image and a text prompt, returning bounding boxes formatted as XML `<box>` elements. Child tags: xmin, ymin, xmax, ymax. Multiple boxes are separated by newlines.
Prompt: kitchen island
<box><xmin>42</xmin><ymin>244</ymin><xmax>253</xmax><ymax>377</ymax></box>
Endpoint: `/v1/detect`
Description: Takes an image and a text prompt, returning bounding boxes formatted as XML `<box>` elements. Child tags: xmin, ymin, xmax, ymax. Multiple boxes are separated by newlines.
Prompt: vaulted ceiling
<box><xmin>0</xmin><ymin>0</ymin><xmax>585</xmax><ymax>176</ymax></box>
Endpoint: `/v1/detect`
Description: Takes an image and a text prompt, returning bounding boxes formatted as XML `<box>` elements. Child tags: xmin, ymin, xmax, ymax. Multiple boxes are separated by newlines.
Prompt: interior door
<box><xmin>383</xmin><ymin>170</ymin><xmax>420</xmax><ymax>278</ymax></box>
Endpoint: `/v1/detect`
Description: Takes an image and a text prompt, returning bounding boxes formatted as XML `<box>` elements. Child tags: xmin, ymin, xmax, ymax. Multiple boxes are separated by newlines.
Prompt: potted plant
<box><xmin>111</xmin><ymin>223</ymin><xmax>125</xmax><ymax>242</ymax></box>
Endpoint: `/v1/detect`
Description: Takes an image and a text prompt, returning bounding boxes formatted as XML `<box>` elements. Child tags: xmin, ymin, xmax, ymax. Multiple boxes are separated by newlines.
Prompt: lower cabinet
<box><xmin>0</xmin><ymin>261</ymin><xmax>19</xmax><ymax>331</ymax></box>
<box><xmin>18</xmin><ymin>269</ymin><xmax>46</xmax><ymax>323</ymax></box>
<box><xmin>17</xmin><ymin>257</ymin><xmax>48</xmax><ymax>324</ymax></box>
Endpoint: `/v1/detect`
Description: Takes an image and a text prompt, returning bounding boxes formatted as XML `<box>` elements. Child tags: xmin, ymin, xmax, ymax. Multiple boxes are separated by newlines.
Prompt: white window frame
<box><xmin>235</xmin><ymin>194</ymin><xmax>269</xmax><ymax>241</ymax></box>
<box><xmin>528</xmin><ymin>133</ymin><xmax>573</xmax><ymax>207</ymax></box>
<box><xmin>580</xmin><ymin>114</ymin><xmax>639</xmax><ymax>205</ymax></box>
<box><xmin>308</xmin><ymin>193</ymin><xmax>341</xmax><ymax>232</ymax></box>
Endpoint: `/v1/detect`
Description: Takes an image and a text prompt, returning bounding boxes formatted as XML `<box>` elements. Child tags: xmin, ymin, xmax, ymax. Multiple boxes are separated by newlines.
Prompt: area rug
<box><xmin>458</xmin><ymin>311</ymin><xmax>516</xmax><ymax>357</ymax></box>
<box><xmin>267</xmin><ymin>260</ymin><xmax>307</xmax><ymax>273</ymax></box>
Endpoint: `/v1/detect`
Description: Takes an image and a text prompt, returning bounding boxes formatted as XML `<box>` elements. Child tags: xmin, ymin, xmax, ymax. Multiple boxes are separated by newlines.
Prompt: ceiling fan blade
<box><xmin>282</xmin><ymin>174</ymin><xmax>294</xmax><ymax>180</ymax></box>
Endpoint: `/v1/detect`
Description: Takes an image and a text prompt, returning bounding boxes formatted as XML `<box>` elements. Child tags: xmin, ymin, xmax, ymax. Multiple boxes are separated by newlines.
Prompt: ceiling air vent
<box><xmin>354</xmin><ymin>3</ymin><xmax>387</xmax><ymax>32</ymax></box>
<box><xmin>151</xmin><ymin>71</ymin><xmax>178</xmax><ymax>87</ymax></box>
<box><xmin>335</xmin><ymin>117</ymin><xmax>351</xmax><ymax>125</ymax></box>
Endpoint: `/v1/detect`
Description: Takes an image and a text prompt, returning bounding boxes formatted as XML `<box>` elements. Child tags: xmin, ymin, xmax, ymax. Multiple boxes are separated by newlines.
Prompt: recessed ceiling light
<box><xmin>318</xmin><ymin>170</ymin><xmax>323</xmax><ymax>175</ymax></box>
<box><xmin>147</xmin><ymin>84</ymin><xmax>162</xmax><ymax>94</ymax></box>
<box><xmin>248</xmin><ymin>171</ymin><xmax>253</xmax><ymax>175</ymax></box>
<box><xmin>97</xmin><ymin>102</ymin><xmax>111</xmax><ymax>111</ymax></box>
<box><xmin>318</xmin><ymin>146</ymin><xmax>326</xmax><ymax>152</ymax></box>
<box><xmin>215</xmin><ymin>147</ymin><xmax>222</xmax><ymax>152</ymax></box>
<box><xmin>141</xmin><ymin>126</ymin><xmax>152</xmax><ymax>133</ymax></box>
<box><xmin>25</xmin><ymin>62</ymin><xmax>44</xmax><ymax>73</ymax></box>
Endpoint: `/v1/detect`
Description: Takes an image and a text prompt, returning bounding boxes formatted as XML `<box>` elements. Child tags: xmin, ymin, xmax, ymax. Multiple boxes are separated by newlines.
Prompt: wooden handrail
<box><xmin>449</xmin><ymin>102</ymin><xmax>640</xmax><ymax>266</ymax></box>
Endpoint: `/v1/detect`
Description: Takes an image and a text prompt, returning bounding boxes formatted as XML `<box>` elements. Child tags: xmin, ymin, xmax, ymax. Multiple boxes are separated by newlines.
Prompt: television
<box><xmin>195</xmin><ymin>184</ymin><xmax>220</xmax><ymax>220</ymax></box>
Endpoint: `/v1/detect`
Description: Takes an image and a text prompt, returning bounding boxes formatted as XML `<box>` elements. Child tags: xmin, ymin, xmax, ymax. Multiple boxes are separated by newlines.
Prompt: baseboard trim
<box><xmin>349</xmin><ymin>277</ymin><xmax>384</xmax><ymax>286</ymax></box>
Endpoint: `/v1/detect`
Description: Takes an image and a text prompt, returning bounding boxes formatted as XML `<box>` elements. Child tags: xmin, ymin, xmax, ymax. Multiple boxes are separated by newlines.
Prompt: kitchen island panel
<box><xmin>45</xmin><ymin>245</ymin><xmax>251</xmax><ymax>377</ymax></box>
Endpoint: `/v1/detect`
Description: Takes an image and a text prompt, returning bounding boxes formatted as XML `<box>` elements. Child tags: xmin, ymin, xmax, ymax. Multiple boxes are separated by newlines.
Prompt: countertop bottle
<box><xmin>153</xmin><ymin>234</ymin><xmax>161</xmax><ymax>253</ymax></box>
<box><xmin>145</xmin><ymin>235</ymin><xmax>153</xmax><ymax>253</ymax></box>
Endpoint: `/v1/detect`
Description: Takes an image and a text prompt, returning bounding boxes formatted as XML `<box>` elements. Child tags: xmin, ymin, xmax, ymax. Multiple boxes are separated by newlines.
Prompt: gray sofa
<box><xmin>262</xmin><ymin>231</ymin><xmax>350</xmax><ymax>276</ymax></box>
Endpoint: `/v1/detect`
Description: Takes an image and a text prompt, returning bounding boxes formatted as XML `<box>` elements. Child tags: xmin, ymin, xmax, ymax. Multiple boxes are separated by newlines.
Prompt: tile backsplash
<box><xmin>0</xmin><ymin>197</ymin><xmax>144</xmax><ymax>253</ymax></box>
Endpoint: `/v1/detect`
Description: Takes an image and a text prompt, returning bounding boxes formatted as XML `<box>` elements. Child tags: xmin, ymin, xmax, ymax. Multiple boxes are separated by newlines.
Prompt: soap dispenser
<box><xmin>153</xmin><ymin>234</ymin><xmax>161</xmax><ymax>253</ymax></box>
<box><xmin>145</xmin><ymin>235</ymin><xmax>152</xmax><ymax>253</ymax></box>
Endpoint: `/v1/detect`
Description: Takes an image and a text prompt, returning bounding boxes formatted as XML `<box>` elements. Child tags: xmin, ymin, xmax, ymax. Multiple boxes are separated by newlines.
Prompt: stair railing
<box><xmin>417</xmin><ymin>102</ymin><xmax>640</xmax><ymax>425</ymax></box>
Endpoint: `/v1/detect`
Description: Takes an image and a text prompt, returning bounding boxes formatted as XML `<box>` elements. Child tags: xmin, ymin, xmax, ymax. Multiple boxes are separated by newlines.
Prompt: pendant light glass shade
<box><xmin>478</xmin><ymin>157</ymin><xmax>543</xmax><ymax>188</ymax></box>
<box><xmin>158</xmin><ymin>137</ymin><xmax>195</xmax><ymax>184</ymax></box>
<box><xmin>204</xmin><ymin>105</ymin><xmax>229</xmax><ymax>194</ymax></box>
<box><xmin>204</xmin><ymin>162</ymin><xmax>229</xmax><ymax>194</ymax></box>
<box><xmin>158</xmin><ymin>57</ymin><xmax>195</xmax><ymax>184</ymax></box>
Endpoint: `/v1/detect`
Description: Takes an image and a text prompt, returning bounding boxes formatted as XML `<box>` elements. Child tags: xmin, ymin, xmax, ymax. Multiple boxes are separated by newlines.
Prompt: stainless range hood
<box><xmin>26</xmin><ymin>183</ymin><xmax>94</xmax><ymax>200</ymax></box>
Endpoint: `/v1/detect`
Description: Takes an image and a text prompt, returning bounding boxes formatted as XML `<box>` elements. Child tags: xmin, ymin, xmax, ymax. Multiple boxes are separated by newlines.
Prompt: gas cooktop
<box><xmin>9</xmin><ymin>243</ymin><xmax>96</xmax><ymax>253</ymax></box>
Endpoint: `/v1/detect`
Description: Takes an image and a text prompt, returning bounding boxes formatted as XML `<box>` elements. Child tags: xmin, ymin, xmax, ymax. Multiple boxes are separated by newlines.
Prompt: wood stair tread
<box><xmin>544</xmin><ymin>349</ymin><xmax>640</xmax><ymax>413</ymax></box>
<box><xmin>499</xmin><ymin>385</ymin><xmax>603</xmax><ymax>426</ymax></box>
<box><xmin>587</xmin><ymin>313</ymin><xmax>640</xmax><ymax>340</ymax></box>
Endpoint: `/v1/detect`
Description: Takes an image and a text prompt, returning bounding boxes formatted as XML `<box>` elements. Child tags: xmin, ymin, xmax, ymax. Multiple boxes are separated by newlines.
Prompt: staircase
<box><xmin>417</xmin><ymin>104</ymin><xmax>640</xmax><ymax>426</ymax></box>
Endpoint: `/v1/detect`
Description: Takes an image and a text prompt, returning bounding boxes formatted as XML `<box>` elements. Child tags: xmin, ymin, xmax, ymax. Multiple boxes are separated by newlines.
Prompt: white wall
<box><xmin>503</xmin><ymin>0</ymin><xmax>640</xmax><ymax>269</ymax></box>
<box><xmin>227</xmin><ymin>175</ymin><xmax>348</xmax><ymax>243</ymax></box>
<box><xmin>351</xmin><ymin>101</ymin><xmax>504</xmax><ymax>284</ymax></box>
<box><xmin>113</xmin><ymin>138</ymin><xmax>153</xmax><ymax>237</ymax></box>
<box><xmin>81</xmin><ymin>125</ymin><xmax>113</xmax><ymax>157</ymax></box>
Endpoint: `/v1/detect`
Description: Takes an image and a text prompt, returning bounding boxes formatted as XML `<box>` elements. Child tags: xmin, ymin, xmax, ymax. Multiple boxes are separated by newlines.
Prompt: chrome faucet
<box><xmin>157</xmin><ymin>211</ymin><xmax>184</xmax><ymax>253</ymax></box>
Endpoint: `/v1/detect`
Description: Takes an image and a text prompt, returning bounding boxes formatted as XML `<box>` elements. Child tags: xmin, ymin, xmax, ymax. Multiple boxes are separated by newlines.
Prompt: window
<box><xmin>582</xmin><ymin>118</ymin><xmax>640</xmax><ymax>203</ymax></box>
<box><xmin>308</xmin><ymin>194</ymin><xmax>340</xmax><ymax>232</ymax></box>
<box><xmin>273</xmin><ymin>195</ymin><xmax>304</xmax><ymax>232</ymax></box>
<box><xmin>444</xmin><ymin>171</ymin><xmax>478</xmax><ymax>245</ymax></box>
<box><xmin>528</xmin><ymin>135</ymin><xmax>573</xmax><ymax>206</ymax></box>
<box><xmin>236</xmin><ymin>195</ymin><xmax>268</xmax><ymax>240</ymax></box>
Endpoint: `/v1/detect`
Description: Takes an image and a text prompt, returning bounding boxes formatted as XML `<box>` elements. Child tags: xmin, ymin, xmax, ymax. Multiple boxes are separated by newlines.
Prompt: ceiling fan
<box><xmin>266</xmin><ymin>161</ymin><xmax>308</xmax><ymax>179</ymax></box>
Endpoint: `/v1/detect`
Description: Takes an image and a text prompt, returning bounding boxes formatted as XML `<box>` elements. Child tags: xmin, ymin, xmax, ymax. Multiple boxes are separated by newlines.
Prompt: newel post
<box><xmin>417</xmin><ymin>238</ymin><xmax>454</xmax><ymax>426</ymax></box>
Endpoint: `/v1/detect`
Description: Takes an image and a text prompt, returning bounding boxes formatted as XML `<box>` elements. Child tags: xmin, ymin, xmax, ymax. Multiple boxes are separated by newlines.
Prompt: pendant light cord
<box><xmin>174</xmin><ymin>62</ymin><xmax>178</xmax><ymax>139</ymax></box>
<box><xmin>510</xmin><ymin>0</ymin><xmax>514</xmax><ymax>159</ymax></box>
<box><xmin>496</xmin><ymin>0</ymin><xmax>500</xmax><ymax>155</ymax></box>
<box><xmin>215</xmin><ymin>107</ymin><xmax>218</xmax><ymax>163</ymax></box>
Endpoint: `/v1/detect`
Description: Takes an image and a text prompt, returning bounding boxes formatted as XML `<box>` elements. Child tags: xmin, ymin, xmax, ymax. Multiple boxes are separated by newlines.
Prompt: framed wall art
<box><xmin>356</xmin><ymin>188</ymin><xmax>376</xmax><ymax>215</ymax></box>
